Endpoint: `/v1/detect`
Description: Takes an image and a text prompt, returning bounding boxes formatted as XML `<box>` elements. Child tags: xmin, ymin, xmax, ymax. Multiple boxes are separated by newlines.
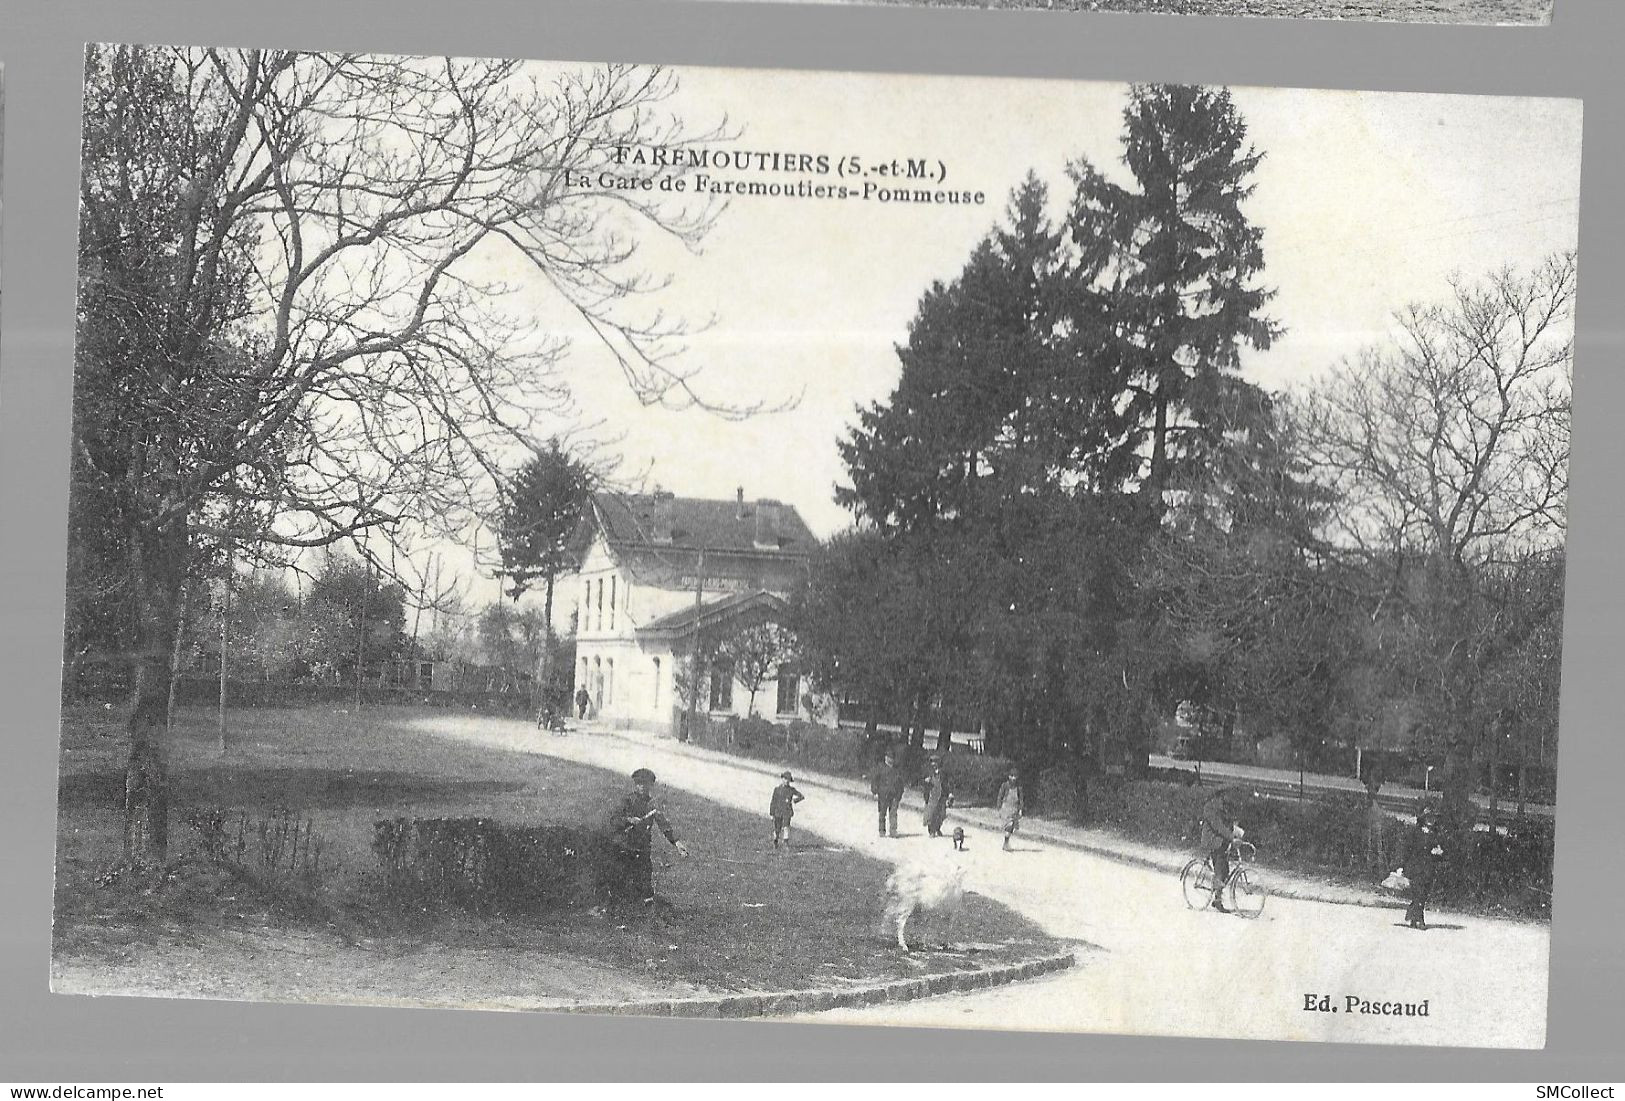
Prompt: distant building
<box><xmin>569</xmin><ymin>488</ymin><xmax>816</xmax><ymax>729</ymax></box>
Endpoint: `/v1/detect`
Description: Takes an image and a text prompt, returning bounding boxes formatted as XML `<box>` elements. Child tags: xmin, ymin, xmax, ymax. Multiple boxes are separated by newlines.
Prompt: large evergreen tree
<box><xmin>1064</xmin><ymin>84</ymin><xmax>1280</xmax><ymax>512</ymax></box>
<box><xmin>496</xmin><ymin>440</ymin><xmax>595</xmax><ymax>622</ymax></box>
<box><xmin>838</xmin><ymin>175</ymin><xmax>1078</xmax><ymax>531</ymax></box>
<box><xmin>825</xmin><ymin>88</ymin><xmax>1287</xmax><ymax>773</ymax></box>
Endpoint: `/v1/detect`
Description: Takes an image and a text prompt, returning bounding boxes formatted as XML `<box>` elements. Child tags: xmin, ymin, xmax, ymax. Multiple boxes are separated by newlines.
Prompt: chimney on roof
<box><xmin>736</xmin><ymin>486</ymin><xmax>746</xmax><ymax>520</ymax></box>
<box><xmin>754</xmin><ymin>499</ymin><xmax>781</xmax><ymax>549</ymax></box>
<box><xmin>650</xmin><ymin>494</ymin><xmax>674</xmax><ymax>544</ymax></box>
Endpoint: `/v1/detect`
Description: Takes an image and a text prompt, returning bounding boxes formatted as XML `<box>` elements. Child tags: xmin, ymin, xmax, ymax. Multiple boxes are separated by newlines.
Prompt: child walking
<box><xmin>995</xmin><ymin>768</ymin><xmax>1024</xmax><ymax>851</ymax></box>
<box><xmin>770</xmin><ymin>771</ymin><xmax>805</xmax><ymax>850</ymax></box>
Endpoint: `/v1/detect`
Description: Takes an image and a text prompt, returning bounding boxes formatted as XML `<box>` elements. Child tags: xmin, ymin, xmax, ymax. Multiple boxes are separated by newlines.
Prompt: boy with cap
<box><xmin>769</xmin><ymin>771</ymin><xmax>805</xmax><ymax>850</ymax></box>
<box><xmin>611</xmin><ymin>767</ymin><xmax>688</xmax><ymax>905</ymax></box>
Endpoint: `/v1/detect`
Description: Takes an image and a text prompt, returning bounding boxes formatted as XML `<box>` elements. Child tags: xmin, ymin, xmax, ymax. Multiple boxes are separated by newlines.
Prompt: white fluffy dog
<box><xmin>881</xmin><ymin>859</ymin><xmax>967</xmax><ymax>951</ymax></box>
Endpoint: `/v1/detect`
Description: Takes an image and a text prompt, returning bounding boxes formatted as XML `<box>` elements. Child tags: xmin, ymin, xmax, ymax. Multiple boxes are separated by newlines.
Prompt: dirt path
<box><xmin>418</xmin><ymin>716</ymin><xmax>1548</xmax><ymax>1048</ymax></box>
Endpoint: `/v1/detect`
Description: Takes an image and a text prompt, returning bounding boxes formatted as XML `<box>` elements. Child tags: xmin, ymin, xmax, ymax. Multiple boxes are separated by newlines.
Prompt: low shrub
<box><xmin>152</xmin><ymin>805</ymin><xmax>342</xmax><ymax>927</ymax></box>
<box><xmin>185</xmin><ymin>805</ymin><xmax>330</xmax><ymax>885</ymax></box>
<box><xmin>1434</xmin><ymin>816</ymin><xmax>1554</xmax><ymax>916</ymax></box>
<box><xmin>1242</xmin><ymin>792</ymin><xmax>1405</xmax><ymax>875</ymax></box>
<box><xmin>934</xmin><ymin>751</ymin><xmax>1013</xmax><ymax>808</ymax></box>
<box><xmin>167</xmin><ymin>678</ymin><xmax>535</xmax><ymax>714</ymax></box>
<box><xmin>1144</xmin><ymin>764</ymin><xmax>1200</xmax><ymax>786</ymax></box>
<box><xmin>370</xmin><ymin>817</ymin><xmax>612</xmax><ymax>916</ymax></box>
<box><xmin>731</xmin><ymin>714</ymin><xmax>777</xmax><ymax>752</ymax></box>
<box><xmin>687</xmin><ymin>714</ymin><xmax>869</xmax><ymax>778</ymax></box>
<box><xmin>1033</xmin><ymin>765</ymin><xmax>1086</xmax><ymax>821</ymax></box>
<box><xmin>1086</xmin><ymin>779</ymin><xmax>1205</xmax><ymax>848</ymax></box>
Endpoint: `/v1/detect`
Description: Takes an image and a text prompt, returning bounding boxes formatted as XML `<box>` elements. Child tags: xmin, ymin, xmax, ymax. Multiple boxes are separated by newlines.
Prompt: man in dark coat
<box><xmin>575</xmin><ymin>686</ymin><xmax>592</xmax><ymax>720</ymax></box>
<box><xmin>610</xmin><ymin>767</ymin><xmax>688</xmax><ymax>905</ymax></box>
<box><xmin>1404</xmin><ymin>805</ymin><xmax>1445</xmax><ymax>929</ymax></box>
<box><xmin>870</xmin><ymin>749</ymin><xmax>906</xmax><ymax>838</ymax></box>
<box><xmin>1201</xmin><ymin>786</ymin><xmax>1246</xmax><ymax>912</ymax></box>
<box><xmin>922</xmin><ymin>757</ymin><xmax>952</xmax><ymax>838</ymax></box>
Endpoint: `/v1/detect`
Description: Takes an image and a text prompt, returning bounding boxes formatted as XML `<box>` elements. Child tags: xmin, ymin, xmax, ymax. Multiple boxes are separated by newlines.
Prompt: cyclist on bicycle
<box><xmin>1201</xmin><ymin>786</ymin><xmax>1246</xmax><ymax>912</ymax></box>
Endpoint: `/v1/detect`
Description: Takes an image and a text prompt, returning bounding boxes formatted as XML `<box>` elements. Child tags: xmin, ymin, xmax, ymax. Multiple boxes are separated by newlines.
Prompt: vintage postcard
<box><xmin>717</xmin><ymin>0</ymin><xmax>1552</xmax><ymax>27</ymax></box>
<box><xmin>55</xmin><ymin>47</ymin><xmax>1576</xmax><ymax>1049</ymax></box>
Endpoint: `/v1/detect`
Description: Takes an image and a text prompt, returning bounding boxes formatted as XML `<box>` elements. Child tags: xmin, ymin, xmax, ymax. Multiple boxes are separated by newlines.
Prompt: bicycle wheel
<box><xmin>1227</xmin><ymin>869</ymin><xmax>1267</xmax><ymax>918</ymax></box>
<box><xmin>1181</xmin><ymin>857</ymin><xmax>1215</xmax><ymax>910</ymax></box>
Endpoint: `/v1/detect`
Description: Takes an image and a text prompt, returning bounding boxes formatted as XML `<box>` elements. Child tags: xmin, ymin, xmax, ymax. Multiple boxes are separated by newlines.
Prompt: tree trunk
<box><xmin>680</xmin><ymin>646</ymin><xmax>700</xmax><ymax>742</ymax></box>
<box><xmin>1515</xmin><ymin>740</ymin><xmax>1529</xmax><ymax>819</ymax></box>
<box><xmin>124</xmin><ymin>524</ymin><xmax>187</xmax><ymax>869</ymax></box>
<box><xmin>218</xmin><ymin>545</ymin><xmax>231</xmax><ymax>756</ymax></box>
<box><xmin>1440</xmin><ymin>736</ymin><xmax>1475</xmax><ymax>827</ymax></box>
<box><xmin>1143</xmin><ymin>384</ymin><xmax>1170</xmax><ymax>514</ymax></box>
<box><xmin>908</xmin><ymin>695</ymin><xmax>927</xmax><ymax>750</ymax></box>
<box><xmin>124</xmin><ymin>685</ymin><xmax>170</xmax><ymax>869</ymax></box>
<box><xmin>1486</xmin><ymin>726</ymin><xmax>1502</xmax><ymax>824</ymax></box>
<box><xmin>166</xmin><ymin>583</ymin><xmax>191</xmax><ymax>731</ymax></box>
<box><xmin>1125</xmin><ymin>689</ymin><xmax>1153</xmax><ymax>778</ymax></box>
<box><xmin>355</xmin><ymin>571</ymin><xmax>368</xmax><ymax>711</ymax></box>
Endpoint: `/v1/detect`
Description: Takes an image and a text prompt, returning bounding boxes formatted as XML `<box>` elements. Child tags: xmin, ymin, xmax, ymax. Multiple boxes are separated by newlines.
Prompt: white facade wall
<box><xmin>570</xmin><ymin>533</ymin><xmax>808</xmax><ymax>728</ymax></box>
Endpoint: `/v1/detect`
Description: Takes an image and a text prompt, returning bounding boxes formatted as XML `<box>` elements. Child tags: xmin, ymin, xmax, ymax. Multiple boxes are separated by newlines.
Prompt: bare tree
<box><xmin>74</xmin><ymin>46</ymin><xmax>742</xmax><ymax>866</ymax></box>
<box><xmin>1295</xmin><ymin>253</ymin><xmax>1574</xmax><ymax>818</ymax></box>
<box><xmin>399</xmin><ymin>551</ymin><xmax>463</xmax><ymax>672</ymax></box>
<box><xmin>1300</xmin><ymin>253</ymin><xmax>1574</xmax><ymax>567</ymax></box>
<box><xmin>713</xmin><ymin>622</ymin><xmax>798</xmax><ymax>718</ymax></box>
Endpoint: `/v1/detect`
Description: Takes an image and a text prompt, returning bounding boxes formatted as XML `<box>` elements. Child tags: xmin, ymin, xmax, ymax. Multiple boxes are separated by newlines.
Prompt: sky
<box><xmin>459</xmin><ymin>62</ymin><xmax>1582</xmax><ymax>611</ymax></box>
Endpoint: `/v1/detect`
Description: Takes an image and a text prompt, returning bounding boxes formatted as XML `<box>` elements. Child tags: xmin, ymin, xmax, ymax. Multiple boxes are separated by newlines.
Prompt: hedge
<box><xmin>164</xmin><ymin>678</ymin><xmax>536</xmax><ymax>714</ymax></box>
<box><xmin>371</xmin><ymin>817</ymin><xmax>614</xmax><ymax>915</ymax></box>
<box><xmin>684</xmin><ymin>715</ymin><xmax>1013</xmax><ymax>807</ymax></box>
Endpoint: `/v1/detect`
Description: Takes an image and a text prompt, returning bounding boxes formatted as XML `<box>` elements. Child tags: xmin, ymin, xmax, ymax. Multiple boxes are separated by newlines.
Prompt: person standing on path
<box><xmin>995</xmin><ymin>767</ymin><xmax>1024</xmax><ymax>851</ymax></box>
<box><xmin>870</xmin><ymin>749</ymin><xmax>906</xmax><ymax>837</ymax></box>
<box><xmin>922</xmin><ymin>757</ymin><xmax>952</xmax><ymax>838</ymax></box>
<box><xmin>610</xmin><ymin>767</ymin><xmax>688</xmax><ymax>905</ymax></box>
<box><xmin>575</xmin><ymin>685</ymin><xmax>591</xmax><ymax>720</ymax></box>
<box><xmin>770</xmin><ymin>770</ymin><xmax>805</xmax><ymax>850</ymax></box>
<box><xmin>1403</xmin><ymin>804</ymin><xmax>1445</xmax><ymax>929</ymax></box>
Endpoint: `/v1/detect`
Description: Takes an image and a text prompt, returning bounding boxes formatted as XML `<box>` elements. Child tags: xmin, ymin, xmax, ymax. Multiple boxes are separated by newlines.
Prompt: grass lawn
<box><xmin>859</xmin><ymin>0</ymin><xmax>1547</xmax><ymax>24</ymax></box>
<box><xmin>53</xmin><ymin>703</ymin><xmax>1057</xmax><ymax>1011</ymax></box>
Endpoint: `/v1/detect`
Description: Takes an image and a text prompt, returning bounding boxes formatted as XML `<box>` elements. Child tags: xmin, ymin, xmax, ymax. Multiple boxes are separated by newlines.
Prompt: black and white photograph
<box><xmin>718</xmin><ymin>0</ymin><xmax>1551</xmax><ymax>28</ymax></box>
<box><xmin>52</xmin><ymin>46</ymin><xmax>1578</xmax><ymax>1051</ymax></box>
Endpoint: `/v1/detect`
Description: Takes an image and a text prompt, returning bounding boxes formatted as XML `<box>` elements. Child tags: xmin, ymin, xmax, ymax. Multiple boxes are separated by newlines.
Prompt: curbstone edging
<box><xmin>556</xmin><ymin>947</ymin><xmax>1076</xmax><ymax>1019</ymax></box>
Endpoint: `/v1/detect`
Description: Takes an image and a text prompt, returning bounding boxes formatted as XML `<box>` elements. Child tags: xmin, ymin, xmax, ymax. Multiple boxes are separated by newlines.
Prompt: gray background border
<box><xmin>2</xmin><ymin>0</ymin><xmax>1621</xmax><ymax>1081</ymax></box>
